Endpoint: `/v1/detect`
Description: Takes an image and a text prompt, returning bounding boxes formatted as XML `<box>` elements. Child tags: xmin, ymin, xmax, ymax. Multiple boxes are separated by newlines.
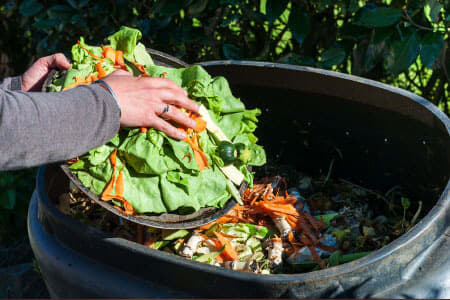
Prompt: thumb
<box><xmin>45</xmin><ymin>53</ymin><xmax>71</xmax><ymax>70</ymax></box>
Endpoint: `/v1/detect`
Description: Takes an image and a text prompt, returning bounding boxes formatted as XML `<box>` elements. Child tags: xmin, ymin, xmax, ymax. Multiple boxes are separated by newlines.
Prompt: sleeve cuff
<box><xmin>10</xmin><ymin>76</ymin><xmax>22</xmax><ymax>91</ymax></box>
<box><xmin>84</xmin><ymin>84</ymin><xmax>122</xmax><ymax>140</ymax></box>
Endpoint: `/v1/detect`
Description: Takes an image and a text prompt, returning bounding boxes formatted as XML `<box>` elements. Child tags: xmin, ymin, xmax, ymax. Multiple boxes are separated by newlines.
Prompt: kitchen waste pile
<box><xmin>54</xmin><ymin>27</ymin><xmax>423</xmax><ymax>274</ymax></box>
<box><xmin>60</xmin><ymin>172</ymin><xmax>421</xmax><ymax>274</ymax></box>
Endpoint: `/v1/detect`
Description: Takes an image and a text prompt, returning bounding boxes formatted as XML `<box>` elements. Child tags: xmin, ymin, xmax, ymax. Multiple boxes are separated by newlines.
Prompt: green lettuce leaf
<box><xmin>71</xmin><ymin>37</ymin><xmax>103</xmax><ymax>67</ymax></box>
<box><xmin>118</xmin><ymin>131</ymin><xmax>177</xmax><ymax>175</ymax></box>
<box><xmin>233</xmin><ymin>134</ymin><xmax>266</xmax><ymax>166</ymax></box>
<box><xmin>218</xmin><ymin>112</ymin><xmax>244</xmax><ymax>140</ymax></box>
<box><xmin>106</xmin><ymin>26</ymin><xmax>142</xmax><ymax>60</ymax></box>
<box><xmin>133</xmin><ymin>42</ymin><xmax>154</xmax><ymax>66</ymax></box>
<box><xmin>121</xmin><ymin>167</ymin><xmax>166</xmax><ymax>213</ymax></box>
<box><xmin>210</xmin><ymin>76</ymin><xmax>245</xmax><ymax>113</ymax></box>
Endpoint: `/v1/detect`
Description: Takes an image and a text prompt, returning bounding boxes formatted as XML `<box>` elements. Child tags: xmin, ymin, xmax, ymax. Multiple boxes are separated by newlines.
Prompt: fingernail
<box><xmin>183</xmin><ymin>89</ymin><xmax>188</xmax><ymax>96</ymax></box>
<box><xmin>190</xmin><ymin>120</ymin><xmax>197</xmax><ymax>128</ymax></box>
<box><xmin>179</xmin><ymin>131</ymin><xmax>186</xmax><ymax>139</ymax></box>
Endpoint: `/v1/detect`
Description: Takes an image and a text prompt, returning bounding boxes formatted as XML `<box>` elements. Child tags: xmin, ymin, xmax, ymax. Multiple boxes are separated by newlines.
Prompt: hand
<box><xmin>101</xmin><ymin>70</ymin><xmax>199</xmax><ymax>140</ymax></box>
<box><xmin>22</xmin><ymin>53</ymin><xmax>71</xmax><ymax>92</ymax></box>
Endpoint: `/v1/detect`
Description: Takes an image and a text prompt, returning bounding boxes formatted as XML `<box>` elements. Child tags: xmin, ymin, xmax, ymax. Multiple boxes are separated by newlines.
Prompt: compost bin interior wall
<box><xmin>203</xmin><ymin>66</ymin><xmax>450</xmax><ymax>207</ymax></box>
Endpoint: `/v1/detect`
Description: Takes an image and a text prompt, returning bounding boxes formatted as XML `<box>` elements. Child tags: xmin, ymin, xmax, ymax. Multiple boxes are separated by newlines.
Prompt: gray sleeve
<box><xmin>0</xmin><ymin>76</ymin><xmax>22</xmax><ymax>91</ymax></box>
<box><xmin>0</xmin><ymin>84</ymin><xmax>121</xmax><ymax>170</ymax></box>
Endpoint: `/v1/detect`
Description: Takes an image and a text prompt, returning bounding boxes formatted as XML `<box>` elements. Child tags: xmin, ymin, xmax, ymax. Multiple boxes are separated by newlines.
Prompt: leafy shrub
<box><xmin>1</xmin><ymin>0</ymin><xmax>448</xmax><ymax>108</ymax></box>
<box><xmin>0</xmin><ymin>169</ymin><xmax>36</xmax><ymax>243</ymax></box>
<box><xmin>0</xmin><ymin>0</ymin><xmax>448</xmax><ymax>241</ymax></box>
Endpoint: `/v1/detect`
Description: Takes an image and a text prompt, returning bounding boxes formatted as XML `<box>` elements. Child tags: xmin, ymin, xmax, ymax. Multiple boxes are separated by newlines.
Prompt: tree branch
<box><xmin>414</xmin><ymin>61</ymin><xmax>424</xmax><ymax>89</ymax></box>
<box><xmin>423</xmin><ymin>71</ymin><xmax>439</xmax><ymax>99</ymax></box>
<box><xmin>402</xmin><ymin>9</ymin><xmax>434</xmax><ymax>31</ymax></box>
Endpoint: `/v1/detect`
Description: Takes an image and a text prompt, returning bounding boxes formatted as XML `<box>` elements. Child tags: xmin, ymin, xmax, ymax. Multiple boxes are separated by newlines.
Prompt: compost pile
<box><xmin>59</xmin><ymin>170</ymin><xmax>422</xmax><ymax>274</ymax></box>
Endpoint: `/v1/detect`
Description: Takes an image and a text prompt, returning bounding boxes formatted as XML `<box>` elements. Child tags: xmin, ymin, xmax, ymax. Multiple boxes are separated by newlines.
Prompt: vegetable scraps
<box><xmin>62</xmin><ymin>169</ymin><xmax>419</xmax><ymax>274</ymax></box>
<box><xmin>51</xmin><ymin>26</ymin><xmax>266</xmax><ymax>215</ymax></box>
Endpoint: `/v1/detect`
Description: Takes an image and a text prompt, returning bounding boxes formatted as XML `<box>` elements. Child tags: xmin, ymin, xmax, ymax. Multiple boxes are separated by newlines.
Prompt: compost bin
<box><xmin>28</xmin><ymin>52</ymin><xmax>450</xmax><ymax>298</ymax></box>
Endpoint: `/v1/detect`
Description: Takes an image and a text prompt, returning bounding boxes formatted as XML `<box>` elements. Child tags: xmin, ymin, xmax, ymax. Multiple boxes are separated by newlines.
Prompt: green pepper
<box><xmin>217</xmin><ymin>141</ymin><xmax>238</xmax><ymax>166</ymax></box>
<box><xmin>217</xmin><ymin>141</ymin><xmax>253</xmax><ymax>166</ymax></box>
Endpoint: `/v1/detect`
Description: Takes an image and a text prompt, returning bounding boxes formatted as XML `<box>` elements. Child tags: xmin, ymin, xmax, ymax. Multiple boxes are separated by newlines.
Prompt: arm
<box><xmin>0</xmin><ymin>85</ymin><xmax>121</xmax><ymax>170</ymax></box>
<box><xmin>0</xmin><ymin>54</ymin><xmax>200</xmax><ymax>171</ymax></box>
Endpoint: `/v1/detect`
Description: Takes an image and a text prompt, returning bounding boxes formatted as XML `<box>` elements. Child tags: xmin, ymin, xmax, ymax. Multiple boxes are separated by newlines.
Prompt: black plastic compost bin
<box><xmin>28</xmin><ymin>54</ymin><xmax>450</xmax><ymax>298</ymax></box>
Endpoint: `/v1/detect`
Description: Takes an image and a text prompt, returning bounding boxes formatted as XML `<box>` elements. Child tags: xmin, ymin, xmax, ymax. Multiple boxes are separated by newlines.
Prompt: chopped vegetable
<box><xmin>215</xmin><ymin>232</ymin><xmax>240</xmax><ymax>261</ymax></box>
<box><xmin>96</xmin><ymin>62</ymin><xmax>107</xmax><ymax>78</ymax></box>
<box><xmin>217</xmin><ymin>141</ymin><xmax>238</xmax><ymax>166</ymax></box>
<box><xmin>115</xmin><ymin>50</ymin><xmax>125</xmax><ymax>67</ymax></box>
<box><xmin>102</xmin><ymin>46</ymin><xmax>116</xmax><ymax>61</ymax></box>
<box><xmin>180</xmin><ymin>232</ymin><xmax>204</xmax><ymax>258</ymax></box>
<box><xmin>194</xmin><ymin>246</ymin><xmax>225</xmax><ymax>263</ymax></box>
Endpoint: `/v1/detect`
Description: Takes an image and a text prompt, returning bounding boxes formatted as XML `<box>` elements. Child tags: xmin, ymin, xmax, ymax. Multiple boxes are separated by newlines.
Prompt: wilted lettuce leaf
<box><xmin>71</xmin><ymin>37</ymin><xmax>103</xmax><ymax>67</ymax></box>
<box><xmin>234</xmin><ymin>134</ymin><xmax>266</xmax><ymax>166</ymax></box>
<box><xmin>76</xmin><ymin>170</ymin><xmax>108</xmax><ymax>195</ymax></box>
<box><xmin>121</xmin><ymin>167</ymin><xmax>166</xmax><ymax>213</ymax></box>
<box><xmin>133</xmin><ymin>42</ymin><xmax>154</xmax><ymax>66</ymax></box>
<box><xmin>218</xmin><ymin>112</ymin><xmax>244</xmax><ymax>140</ymax></box>
<box><xmin>210</xmin><ymin>77</ymin><xmax>245</xmax><ymax>113</ymax></box>
<box><xmin>164</xmin><ymin>133</ymin><xmax>199</xmax><ymax>172</ymax></box>
<box><xmin>88</xmin><ymin>144</ymin><xmax>115</xmax><ymax>165</ymax></box>
<box><xmin>118</xmin><ymin>132</ymin><xmax>177</xmax><ymax>175</ymax></box>
<box><xmin>106</xmin><ymin>26</ymin><xmax>142</xmax><ymax>60</ymax></box>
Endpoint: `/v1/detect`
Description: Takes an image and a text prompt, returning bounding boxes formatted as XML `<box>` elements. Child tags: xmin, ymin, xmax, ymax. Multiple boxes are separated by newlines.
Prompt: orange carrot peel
<box><xmin>96</xmin><ymin>62</ymin><xmax>107</xmax><ymax>79</ymax></box>
<box><xmin>215</xmin><ymin>232</ymin><xmax>239</xmax><ymax>261</ymax></box>
<box><xmin>101</xmin><ymin>149</ymin><xmax>135</xmax><ymax>215</ymax></box>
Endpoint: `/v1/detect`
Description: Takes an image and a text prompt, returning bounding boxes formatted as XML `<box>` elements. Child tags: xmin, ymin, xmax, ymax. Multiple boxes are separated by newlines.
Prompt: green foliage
<box><xmin>386</xmin><ymin>31</ymin><xmax>420</xmax><ymax>76</ymax></box>
<box><xmin>355</xmin><ymin>5</ymin><xmax>403</xmax><ymax>27</ymax></box>
<box><xmin>0</xmin><ymin>169</ymin><xmax>36</xmax><ymax>244</ymax></box>
<box><xmin>0</xmin><ymin>0</ymin><xmax>447</xmax><ymax>112</ymax></box>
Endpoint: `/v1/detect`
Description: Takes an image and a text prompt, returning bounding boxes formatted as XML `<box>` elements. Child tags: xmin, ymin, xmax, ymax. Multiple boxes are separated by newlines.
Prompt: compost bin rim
<box><xmin>36</xmin><ymin>56</ymin><xmax>450</xmax><ymax>280</ymax></box>
<box><xmin>36</xmin><ymin>59</ymin><xmax>450</xmax><ymax>282</ymax></box>
<box><xmin>196</xmin><ymin>60</ymin><xmax>450</xmax><ymax>135</ymax></box>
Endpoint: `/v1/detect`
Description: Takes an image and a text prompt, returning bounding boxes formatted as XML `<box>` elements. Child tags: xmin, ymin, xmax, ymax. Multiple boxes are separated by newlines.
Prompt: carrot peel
<box><xmin>215</xmin><ymin>232</ymin><xmax>239</xmax><ymax>261</ymax></box>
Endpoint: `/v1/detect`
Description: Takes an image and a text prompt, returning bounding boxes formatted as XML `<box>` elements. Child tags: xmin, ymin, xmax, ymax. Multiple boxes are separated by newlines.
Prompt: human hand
<box><xmin>101</xmin><ymin>70</ymin><xmax>199</xmax><ymax>140</ymax></box>
<box><xmin>22</xmin><ymin>53</ymin><xmax>71</xmax><ymax>92</ymax></box>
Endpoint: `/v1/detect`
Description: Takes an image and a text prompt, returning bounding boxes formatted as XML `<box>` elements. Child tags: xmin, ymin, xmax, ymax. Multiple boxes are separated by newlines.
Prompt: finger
<box><xmin>46</xmin><ymin>53</ymin><xmax>71</xmax><ymax>70</ymax></box>
<box><xmin>156</xmin><ymin>88</ymin><xmax>199</xmax><ymax>113</ymax></box>
<box><xmin>147</xmin><ymin>116</ymin><xmax>186</xmax><ymax>140</ymax></box>
<box><xmin>139</xmin><ymin>77</ymin><xmax>187</xmax><ymax>96</ymax></box>
<box><xmin>157</xmin><ymin>104</ymin><xmax>196</xmax><ymax>129</ymax></box>
<box><xmin>110</xmin><ymin>69</ymin><xmax>132</xmax><ymax>76</ymax></box>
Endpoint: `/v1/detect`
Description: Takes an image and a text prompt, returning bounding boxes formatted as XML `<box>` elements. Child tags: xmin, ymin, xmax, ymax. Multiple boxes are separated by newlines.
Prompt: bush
<box><xmin>1</xmin><ymin>0</ymin><xmax>449</xmax><ymax>107</ymax></box>
<box><xmin>0</xmin><ymin>0</ymin><xmax>449</xmax><ymax>241</ymax></box>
